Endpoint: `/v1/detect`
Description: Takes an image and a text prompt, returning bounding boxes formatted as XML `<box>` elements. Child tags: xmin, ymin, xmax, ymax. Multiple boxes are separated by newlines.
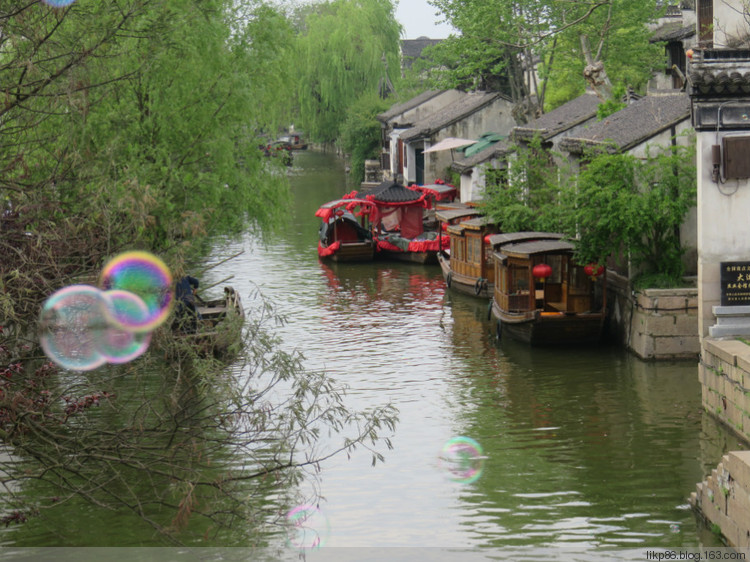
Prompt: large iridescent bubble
<box><xmin>39</xmin><ymin>285</ymin><xmax>110</xmax><ymax>372</ymax></box>
<box><xmin>94</xmin><ymin>290</ymin><xmax>152</xmax><ymax>364</ymax></box>
<box><xmin>99</xmin><ymin>251</ymin><xmax>173</xmax><ymax>333</ymax></box>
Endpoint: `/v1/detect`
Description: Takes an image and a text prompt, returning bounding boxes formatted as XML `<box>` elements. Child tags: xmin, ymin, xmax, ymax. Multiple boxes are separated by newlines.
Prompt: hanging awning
<box><xmin>423</xmin><ymin>137</ymin><xmax>476</xmax><ymax>153</ymax></box>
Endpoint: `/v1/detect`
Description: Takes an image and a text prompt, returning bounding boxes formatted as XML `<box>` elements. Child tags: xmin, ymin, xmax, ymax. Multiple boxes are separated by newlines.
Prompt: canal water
<box><xmin>1</xmin><ymin>150</ymin><xmax>743</xmax><ymax>556</ymax></box>
<box><xmin>199</xmin><ymin>150</ymin><xmax>739</xmax><ymax>553</ymax></box>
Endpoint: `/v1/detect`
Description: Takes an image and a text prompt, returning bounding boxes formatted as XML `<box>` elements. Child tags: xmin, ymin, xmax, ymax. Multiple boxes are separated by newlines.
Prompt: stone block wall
<box><xmin>690</xmin><ymin>451</ymin><xmax>750</xmax><ymax>547</ymax></box>
<box><xmin>692</xmin><ymin>339</ymin><xmax>750</xmax><ymax>546</ymax></box>
<box><xmin>699</xmin><ymin>339</ymin><xmax>750</xmax><ymax>441</ymax></box>
<box><xmin>607</xmin><ymin>274</ymin><xmax>700</xmax><ymax>360</ymax></box>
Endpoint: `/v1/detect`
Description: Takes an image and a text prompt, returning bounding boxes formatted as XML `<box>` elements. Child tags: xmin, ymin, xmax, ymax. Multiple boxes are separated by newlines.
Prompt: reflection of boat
<box><xmin>177</xmin><ymin>287</ymin><xmax>245</xmax><ymax>358</ymax></box>
<box><xmin>364</xmin><ymin>180</ymin><xmax>448</xmax><ymax>264</ymax></box>
<box><xmin>489</xmin><ymin>233</ymin><xmax>607</xmax><ymax>345</ymax></box>
<box><xmin>437</xmin><ymin>215</ymin><xmax>499</xmax><ymax>299</ymax></box>
<box><xmin>262</xmin><ymin>141</ymin><xmax>293</xmax><ymax>165</ymax></box>
<box><xmin>315</xmin><ymin>198</ymin><xmax>377</xmax><ymax>262</ymax></box>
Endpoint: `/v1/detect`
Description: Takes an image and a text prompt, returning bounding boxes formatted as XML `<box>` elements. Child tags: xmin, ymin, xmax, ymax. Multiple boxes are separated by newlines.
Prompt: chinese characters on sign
<box><xmin>721</xmin><ymin>261</ymin><xmax>750</xmax><ymax>306</ymax></box>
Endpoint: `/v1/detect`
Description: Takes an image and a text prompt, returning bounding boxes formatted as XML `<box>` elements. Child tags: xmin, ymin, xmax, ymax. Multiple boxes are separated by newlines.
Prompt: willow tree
<box><xmin>0</xmin><ymin>0</ymin><xmax>294</xmax><ymax>329</ymax></box>
<box><xmin>0</xmin><ymin>1</ymin><xmax>399</xmax><ymax>544</ymax></box>
<box><xmin>293</xmin><ymin>0</ymin><xmax>402</xmax><ymax>142</ymax></box>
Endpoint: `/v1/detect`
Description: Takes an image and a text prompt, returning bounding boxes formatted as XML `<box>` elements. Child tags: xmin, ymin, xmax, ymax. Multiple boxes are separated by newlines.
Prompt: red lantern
<box><xmin>584</xmin><ymin>263</ymin><xmax>604</xmax><ymax>280</ymax></box>
<box><xmin>532</xmin><ymin>263</ymin><xmax>552</xmax><ymax>282</ymax></box>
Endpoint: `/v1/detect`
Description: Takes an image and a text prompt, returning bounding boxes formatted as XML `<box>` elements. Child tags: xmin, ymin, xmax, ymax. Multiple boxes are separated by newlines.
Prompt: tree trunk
<box><xmin>580</xmin><ymin>34</ymin><xmax>613</xmax><ymax>101</ymax></box>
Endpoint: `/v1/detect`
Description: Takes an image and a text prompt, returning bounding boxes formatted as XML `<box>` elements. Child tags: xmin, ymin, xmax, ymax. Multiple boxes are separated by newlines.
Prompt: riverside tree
<box><xmin>0</xmin><ymin>0</ymin><xmax>292</xmax><ymax>330</ymax></box>
<box><xmin>480</xmin><ymin>136</ymin><xmax>697</xmax><ymax>287</ymax></box>
<box><xmin>292</xmin><ymin>0</ymin><xmax>402</xmax><ymax>143</ymax></box>
<box><xmin>0</xmin><ymin>0</ymin><xmax>398</xmax><ymax>544</ymax></box>
<box><xmin>422</xmin><ymin>0</ymin><xmax>663</xmax><ymax>116</ymax></box>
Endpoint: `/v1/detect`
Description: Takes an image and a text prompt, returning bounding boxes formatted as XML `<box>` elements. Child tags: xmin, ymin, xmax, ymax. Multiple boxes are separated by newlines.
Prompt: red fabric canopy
<box><xmin>315</xmin><ymin>199</ymin><xmax>380</xmax><ymax>224</ymax></box>
<box><xmin>375</xmin><ymin>237</ymin><xmax>449</xmax><ymax>254</ymax></box>
<box><xmin>408</xmin><ymin>183</ymin><xmax>457</xmax><ymax>202</ymax></box>
<box><xmin>318</xmin><ymin>241</ymin><xmax>341</xmax><ymax>257</ymax></box>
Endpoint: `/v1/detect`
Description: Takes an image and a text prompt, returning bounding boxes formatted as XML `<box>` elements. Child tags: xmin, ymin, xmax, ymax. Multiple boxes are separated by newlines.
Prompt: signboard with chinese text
<box><xmin>721</xmin><ymin>261</ymin><xmax>750</xmax><ymax>306</ymax></box>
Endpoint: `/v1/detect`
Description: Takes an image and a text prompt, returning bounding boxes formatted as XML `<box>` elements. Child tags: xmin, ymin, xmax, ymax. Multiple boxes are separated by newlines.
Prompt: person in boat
<box><xmin>176</xmin><ymin>275</ymin><xmax>201</xmax><ymax>332</ymax></box>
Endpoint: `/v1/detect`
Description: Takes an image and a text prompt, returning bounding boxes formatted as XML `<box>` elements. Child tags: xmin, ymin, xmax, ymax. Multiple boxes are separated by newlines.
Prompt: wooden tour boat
<box><xmin>489</xmin><ymin>233</ymin><xmax>607</xmax><ymax>345</ymax></box>
<box><xmin>437</xmin><ymin>214</ymin><xmax>499</xmax><ymax>299</ymax></box>
<box><xmin>315</xmin><ymin>198</ymin><xmax>378</xmax><ymax>262</ymax></box>
<box><xmin>176</xmin><ymin>286</ymin><xmax>245</xmax><ymax>358</ymax></box>
<box><xmin>364</xmin><ymin>180</ymin><xmax>448</xmax><ymax>264</ymax></box>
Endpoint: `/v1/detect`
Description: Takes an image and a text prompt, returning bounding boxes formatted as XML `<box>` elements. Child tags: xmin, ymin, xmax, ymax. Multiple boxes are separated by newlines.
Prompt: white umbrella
<box><xmin>423</xmin><ymin>137</ymin><xmax>476</xmax><ymax>153</ymax></box>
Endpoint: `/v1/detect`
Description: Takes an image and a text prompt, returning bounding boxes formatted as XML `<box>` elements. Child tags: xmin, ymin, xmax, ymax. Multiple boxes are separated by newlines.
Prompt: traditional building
<box><xmin>399</xmin><ymin>91</ymin><xmax>517</xmax><ymax>185</ymax></box>
<box><xmin>376</xmin><ymin>90</ymin><xmax>465</xmax><ymax>183</ymax></box>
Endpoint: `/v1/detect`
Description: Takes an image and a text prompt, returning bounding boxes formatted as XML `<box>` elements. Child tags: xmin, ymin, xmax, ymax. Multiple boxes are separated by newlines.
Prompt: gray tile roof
<box><xmin>650</xmin><ymin>22</ymin><xmax>695</xmax><ymax>43</ymax></box>
<box><xmin>365</xmin><ymin>180</ymin><xmax>422</xmax><ymax>203</ymax></box>
<box><xmin>401</xmin><ymin>38</ymin><xmax>443</xmax><ymax>69</ymax></box>
<box><xmin>451</xmin><ymin>138</ymin><xmax>513</xmax><ymax>173</ymax></box>
<box><xmin>688</xmin><ymin>50</ymin><xmax>750</xmax><ymax>95</ymax></box>
<box><xmin>401</xmin><ymin>91</ymin><xmax>506</xmax><ymax>142</ymax></box>
<box><xmin>558</xmin><ymin>92</ymin><xmax>691</xmax><ymax>154</ymax></box>
<box><xmin>512</xmin><ymin>92</ymin><xmax>601</xmax><ymax>142</ymax></box>
<box><xmin>377</xmin><ymin>90</ymin><xmax>445</xmax><ymax>123</ymax></box>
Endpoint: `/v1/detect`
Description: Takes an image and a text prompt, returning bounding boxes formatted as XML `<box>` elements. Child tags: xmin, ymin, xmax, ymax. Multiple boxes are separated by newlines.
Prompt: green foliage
<box><xmin>339</xmin><ymin>92</ymin><xmax>390</xmax><ymax>185</ymax></box>
<box><xmin>293</xmin><ymin>0</ymin><xmax>402</xmax><ymax>142</ymax></box>
<box><xmin>573</xmin><ymin>139</ymin><xmax>697</xmax><ymax>282</ymax></box>
<box><xmin>480</xmin><ymin>134</ymin><xmax>696</xmax><ymax>285</ymax></box>
<box><xmin>597</xmin><ymin>85</ymin><xmax>627</xmax><ymax>120</ymax></box>
<box><xmin>426</xmin><ymin>0</ymin><xmax>664</xmax><ymax>112</ymax></box>
<box><xmin>0</xmin><ymin>288</ymin><xmax>399</xmax><ymax>544</ymax></box>
<box><xmin>0</xmin><ymin>0</ymin><xmax>294</xmax><ymax>329</ymax></box>
<box><xmin>480</xmin><ymin>136</ymin><xmax>569</xmax><ymax>233</ymax></box>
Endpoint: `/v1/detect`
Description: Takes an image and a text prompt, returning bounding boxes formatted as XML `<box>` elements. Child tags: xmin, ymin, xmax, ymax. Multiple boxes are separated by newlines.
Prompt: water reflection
<box><xmin>1</xmin><ymin>150</ymin><xmax>738</xmax><ymax>552</ymax></box>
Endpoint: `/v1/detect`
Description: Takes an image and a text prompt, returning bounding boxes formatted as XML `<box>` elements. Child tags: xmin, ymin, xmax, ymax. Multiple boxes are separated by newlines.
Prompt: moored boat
<box><xmin>437</xmin><ymin>215</ymin><xmax>499</xmax><ymax>298</ymax></box>
<box><xmin>489</xmin><ymin>233</ymin><xmax>607</xmax><ymax>345</ymax></box>
<box><xmin>176</xmin><ymin>286</ymin><xmax>245</xmax><ymax>358</ymax></box>
<box><xmin>363</xmin><ymin>180</ymin><xmax>448</xmax><ymax>264</ymax></box>
<box><xmin>315</xmin><ymin>198</ymin><xmax>377</xmax><ymax>262</ymax></box>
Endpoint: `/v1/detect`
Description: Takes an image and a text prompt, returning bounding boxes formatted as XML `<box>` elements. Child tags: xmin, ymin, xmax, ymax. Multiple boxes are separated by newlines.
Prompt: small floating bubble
<box><xmin>438</xmin><ymin>436</ymin><xmax>486</xmax><ymax>484</ymax></box>
<box><xmin>99</xmin><ymin>251</ymin><xmax>173</xmax><ymax>333</ymax></box>
<box><xmin>285</xmin><ymin>504</ymin><xmax>330</xmax><ymax>549</ymax></box>
<box><xmin>42</xmin><ymin>0</ymin><xmax>76</xmax><ymax>6</ymax></box>
<box><xmin>670</xmin><ymin>523</ymin><xmax>680</xmax><ymax>533</ymax></box>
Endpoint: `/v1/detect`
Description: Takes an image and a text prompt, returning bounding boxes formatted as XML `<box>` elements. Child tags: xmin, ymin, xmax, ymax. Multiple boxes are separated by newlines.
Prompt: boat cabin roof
<box><xmin>460</xmin><ymin>216</ymin><xmax>493</xmax><ymax>230</ymax></box>
<box><xmin>420</xmin><ymin>183</ymin><xmax>456</xmax><ymax>195</ymax></box>
<box><xmin>411</xmin><ymin>183</ymin><xmax>458</xmax><ymax>201</ymax></box>
<box><xmin>318</xmin><ymin>198</ymin><xmax>373</xmax><ymax>210</ymax></box>
<box><xmin>494</xmin><ymin>239</ymin><xmax>575</xmax><ymax>260</ymax></box>
<box><xmin>487</xmin><ymin>231</ymin><xmax>564</xmax><ymax>247</ymax></box>
<box><xmin>447</xmin><ymin>216</ymin><xmax>493</xmax><ymax>234</ymax></box>
<box><xmin>436</xmin><ymin>208</ymin><xmax>481</xmax><ymax>222</ymax></box>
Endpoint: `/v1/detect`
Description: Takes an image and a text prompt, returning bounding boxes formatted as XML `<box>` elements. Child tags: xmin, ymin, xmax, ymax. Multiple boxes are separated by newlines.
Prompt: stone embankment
<box><xmin>607</xmin><ymin>272</ymin><xmax>700</xmax><ymax>360</ymax></box>
<box><xmin>690</xmin><ymin>451</ymin><xmax>750</xmax><ymax>547</ymax></box>
<box><xmin>692</xmin><ymin>339</ymin><xmax>750</xmax><ymax>546</ymax></box>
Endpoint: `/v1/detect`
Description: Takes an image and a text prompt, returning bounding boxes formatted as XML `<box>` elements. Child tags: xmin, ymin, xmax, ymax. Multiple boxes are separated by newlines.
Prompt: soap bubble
<box><xmin>99</xmin><ymin>251</ymin><xmax>173</xmax><ymax>333</ymax></box>
<box><xmin>39</xmin><ymin>285</ymin><xmax>109</xmax><ymax>372</ymax></box>
<box><xmin>94</xmin><ymin>290</ymin><xmax>152</xmax><ymax>364</ymax></box>
<box><xmin>438</xmin><ymin>436</ymin><xmax>486</xmax><ymax>484</ymax></box>
<box><xmin>285</xmin><ymin>505</ymin><xmax>330</xmax><ymax>549</ymax></box>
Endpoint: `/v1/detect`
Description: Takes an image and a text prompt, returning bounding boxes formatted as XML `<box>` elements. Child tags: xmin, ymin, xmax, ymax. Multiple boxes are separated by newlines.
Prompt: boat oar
<box><xmin>196</xmin><ymin>275</ymin><xmax>235</xmax><ymax>298</ymax></box>
<box><xmin>198</xmin><ymin>250</ymin><xmax>245</xmax><ymax>273</ymax></box>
